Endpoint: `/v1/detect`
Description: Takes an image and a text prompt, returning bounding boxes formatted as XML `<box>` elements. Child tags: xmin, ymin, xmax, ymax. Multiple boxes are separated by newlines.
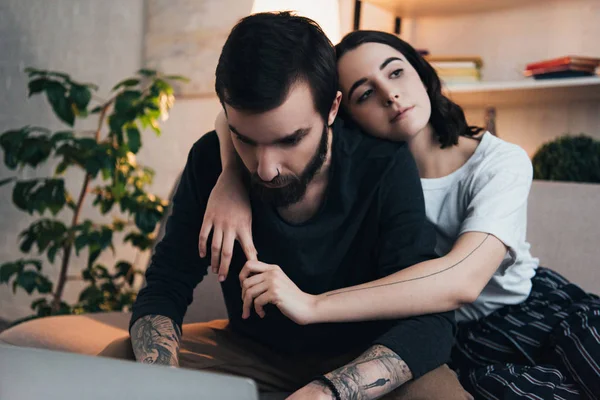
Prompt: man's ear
<box><xmin>327</xmin><ymin>91</ymin><xmax>343</xmax><ymax>126</ymax></box>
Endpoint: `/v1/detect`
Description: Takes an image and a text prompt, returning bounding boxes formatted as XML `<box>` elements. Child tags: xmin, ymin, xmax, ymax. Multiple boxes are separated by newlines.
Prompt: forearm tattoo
<box><xmin>327</xmin><ymin>234</ymin><xmax>490</xmax><ymax>296</ymax></box>
<box><xmin>324</xmin><ymin>345</ymin><xmax>412</xmax><ymax>399</ymax></box>
<box><xmin>130</xmin><ymin>315</ymin><xmax>182</xmax><ymax>366</ymax></box>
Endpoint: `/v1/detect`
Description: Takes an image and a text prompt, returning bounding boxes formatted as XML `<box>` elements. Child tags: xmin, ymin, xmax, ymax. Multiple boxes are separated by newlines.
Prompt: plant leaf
<box><xmin>0</xmin><ymin>262</ymin><xmax>23</xmax><ymax>283</ymax></box>
<box><xmin>138</xmin><ymin>68</ymin><xmax>157</xmax><ymax>77</ymax></box>
<box><xmin>16</xmin><ymin>270</ymin><xmax>41</xmax><ymax>294</ymax></box>
<box><xmin>13</xmin><ymin>180</ymin><xmax>38</xmax><ymax>213</ymax></box>
<box><xmin>28</xmin><ymin>78</ymin><xmax>48</xmax><ymax>97</ymax></box>
<box><xmin>112</xmin><ymin>78</ymin><xmax>140</xmax><ymax>92</ymax></box>
<box><xmin>69</xmin><ymin>84</ymin><xmax>92</xmax><ymax>113</ymax></box>
<box><xmin>164</xmin><ymin>75</ymin><xmax>190</xmax><ymax>82</ymax></box>
<box><xmin>0</xmin><ymin>177</ymin><xmax>15</xmax><ymax>187</ymax></box>
<box><xmin>45</xmin><ymin>81</ymin><xmax>75</xmax><ymax>126</ymax></box>
<box><xmin>126</xmin><ymin>126</ymin><xmax>141</xmax><ymax>154</ymax></box>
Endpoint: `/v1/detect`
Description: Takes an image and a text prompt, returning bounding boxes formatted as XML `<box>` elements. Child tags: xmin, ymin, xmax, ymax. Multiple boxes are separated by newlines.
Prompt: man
<box><xmin>130</xmin><ymin>12</ymin><xmax>470</xmax><ymax>399</ymax></box>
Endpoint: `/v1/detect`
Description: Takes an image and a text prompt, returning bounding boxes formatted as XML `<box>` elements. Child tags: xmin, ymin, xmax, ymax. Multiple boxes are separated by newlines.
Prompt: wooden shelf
<box><xmin>362</xmin><ymin>0</ymin><xmax>550</xmax><ymax>17</ymax></box>
<box><xmin>443</xmin><ymin>77</ymin><xmax>600</xmax><ymax>107</ymax></box>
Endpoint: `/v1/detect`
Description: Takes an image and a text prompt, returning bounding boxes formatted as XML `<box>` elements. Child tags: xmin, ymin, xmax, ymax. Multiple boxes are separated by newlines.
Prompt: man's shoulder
<box><xmin>190</xmin><ymin>130</ymin><xmax>220</xmax><ymax>159</ymax></box>
<box><xmin>334</xmin><ymin>118</ymin><xmax>410</xmax><ymax>166</ymax></box>
<box><xmin>183</xmin><ymin>131</ymin><xmax>222</xmax><ymax>193</ymax></box>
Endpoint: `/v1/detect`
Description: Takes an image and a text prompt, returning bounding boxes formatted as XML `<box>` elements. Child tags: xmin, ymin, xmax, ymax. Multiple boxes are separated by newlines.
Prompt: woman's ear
<box><xmin>327</xmin><ymin>91</ymin><xmax>343</xmax><ymax>126</ymax></box>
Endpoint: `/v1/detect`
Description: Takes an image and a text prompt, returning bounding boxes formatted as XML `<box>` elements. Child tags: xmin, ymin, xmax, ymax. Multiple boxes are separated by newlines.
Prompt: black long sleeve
<box><xmin>129</xmin><ymin>133</ymin><xmax>219</xmax><ymax>332</ymax></box>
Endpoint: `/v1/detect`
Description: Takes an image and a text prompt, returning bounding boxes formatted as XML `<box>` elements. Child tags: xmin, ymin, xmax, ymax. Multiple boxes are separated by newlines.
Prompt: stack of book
<box><xmin>524</xmin><ymin>56</ymin><xmax>600</xmax><ymax>80</ymax></box>
<box><xmin>425</xmin><ymin>56</ymin><xmax>483</xmax><ymax>84</ymax></box>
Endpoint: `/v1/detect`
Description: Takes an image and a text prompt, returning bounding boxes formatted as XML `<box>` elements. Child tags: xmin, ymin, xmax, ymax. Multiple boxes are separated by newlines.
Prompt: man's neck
<box><xmin>277</xmin><ymin>127</ymin><xmax>333</xmax><ymax>224</ymax></box>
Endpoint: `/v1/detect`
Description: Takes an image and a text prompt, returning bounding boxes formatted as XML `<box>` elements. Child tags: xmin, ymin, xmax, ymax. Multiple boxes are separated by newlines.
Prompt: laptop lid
<box><xmin>0</xmin><ymin>344</ymin><xmax>259</xmax><ymax>400</ymax></box>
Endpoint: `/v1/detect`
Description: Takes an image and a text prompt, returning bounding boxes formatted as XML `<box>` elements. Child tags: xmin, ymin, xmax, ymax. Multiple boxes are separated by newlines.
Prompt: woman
<box><xmin>199</xmin><ymin>31</ymin><xmax>600</xmax><ymax>399</ymax></box>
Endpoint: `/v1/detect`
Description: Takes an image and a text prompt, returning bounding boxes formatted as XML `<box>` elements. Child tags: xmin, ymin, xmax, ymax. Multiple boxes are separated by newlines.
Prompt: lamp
<box><xmin>251</xmin><ymin>0</ymin><xmax>341</xmax><ymax>44</ymax></box>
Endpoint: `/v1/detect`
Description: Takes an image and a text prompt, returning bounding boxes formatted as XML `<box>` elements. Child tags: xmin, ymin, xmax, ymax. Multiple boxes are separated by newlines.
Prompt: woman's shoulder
<box><xmin>473</xmin><ymin>133</ymin><xmax>532</xmax><ymax>178</ymax></box>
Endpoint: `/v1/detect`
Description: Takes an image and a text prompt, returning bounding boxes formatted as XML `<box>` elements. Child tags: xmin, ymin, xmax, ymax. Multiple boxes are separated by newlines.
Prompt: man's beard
<box><xmin>242</xmin><ymin>124</ymin><xmax>329</xmax><ymax>208</ymax></box>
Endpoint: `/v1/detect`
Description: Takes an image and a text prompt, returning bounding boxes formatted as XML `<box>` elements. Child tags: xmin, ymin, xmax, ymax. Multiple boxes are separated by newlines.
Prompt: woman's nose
<box><xmin>385</xmin><ymin>92</ymin><xmax>399</xmax><ymax>106</ymax></box>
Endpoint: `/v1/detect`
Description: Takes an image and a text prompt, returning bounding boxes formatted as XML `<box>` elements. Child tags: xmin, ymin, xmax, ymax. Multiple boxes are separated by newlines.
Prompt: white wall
<box><xmin>404</xmin><ymin>0</ymin><xmax>600</xmax><ymax>155</ymax></box>
<box><xmin>339</xmin><ymin>0</ymin><xmax>396</xmax><ymax>38</ymax></box>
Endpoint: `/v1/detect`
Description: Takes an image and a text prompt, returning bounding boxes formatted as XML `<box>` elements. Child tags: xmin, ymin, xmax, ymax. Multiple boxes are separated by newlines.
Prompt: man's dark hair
<box><xmin>336</xmin><ymin>31</ymin><xmax>483</xmax><ymax>148</ymax></box>
<box><xmin>215</xmin><ymin>12</ymin><xmax>338</xmax><ymax>122</ymax></box>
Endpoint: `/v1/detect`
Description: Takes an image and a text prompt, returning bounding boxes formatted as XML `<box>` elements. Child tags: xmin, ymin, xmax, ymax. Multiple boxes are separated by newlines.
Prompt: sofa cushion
<box><xmin>527</xmin><ymin>181</ymin><xmax>600</xmax><ymax>293</ymax></box>
<box><xmin>0</xmin><ymin>312</ymin><xmax>131</xmax><ymax>357</ymax></box>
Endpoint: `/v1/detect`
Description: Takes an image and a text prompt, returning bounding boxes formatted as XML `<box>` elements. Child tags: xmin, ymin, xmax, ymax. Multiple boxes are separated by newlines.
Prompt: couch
<box><xmin>1</xmin><ymin>180</ymin><xmax>598</xmax><ymax>358</ymax></box>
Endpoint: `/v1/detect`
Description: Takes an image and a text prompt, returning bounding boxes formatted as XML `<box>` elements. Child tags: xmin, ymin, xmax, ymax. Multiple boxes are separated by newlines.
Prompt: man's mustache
<box><xmin>251</xmin><ymin>173</ymin><xmax>297</xmax><ymax>188</ymax></box>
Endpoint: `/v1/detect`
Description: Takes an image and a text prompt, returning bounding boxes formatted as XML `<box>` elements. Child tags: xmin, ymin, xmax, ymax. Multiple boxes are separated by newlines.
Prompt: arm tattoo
<box><xmin>324</xmin><ymin>345</ymin><xmax>412</xmax><ymax>400</ymax></box>
<box><xmin>327</xmin><ymin>234</ymin><xmax>490</xmax><ymax>296</ymax></box>
<box><xmin>130</xmin><ymin>315</ymin><xmax>182</xmax><ymax>367</ymax></box>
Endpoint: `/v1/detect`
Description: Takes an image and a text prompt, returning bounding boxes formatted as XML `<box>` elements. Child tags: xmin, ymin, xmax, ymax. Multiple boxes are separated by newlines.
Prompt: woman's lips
<box><xmin>390</xmin><ymin>106</ymin><xmax>415</xmax><ymax>123</ymax></box>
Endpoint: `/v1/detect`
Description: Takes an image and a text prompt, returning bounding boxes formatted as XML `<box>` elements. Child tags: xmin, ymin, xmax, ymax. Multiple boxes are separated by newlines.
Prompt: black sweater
<box><xmin>131</xmin><ymin>120</ymin><xmax>456</xmax><ymax>379</ymax></box>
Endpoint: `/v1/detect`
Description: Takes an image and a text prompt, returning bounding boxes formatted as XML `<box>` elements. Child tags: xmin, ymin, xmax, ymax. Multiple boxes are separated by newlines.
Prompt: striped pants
<box><xmin>451</xmin><ymin>267</ymin><xmax>600</xmax><ymax>400</ymax></box>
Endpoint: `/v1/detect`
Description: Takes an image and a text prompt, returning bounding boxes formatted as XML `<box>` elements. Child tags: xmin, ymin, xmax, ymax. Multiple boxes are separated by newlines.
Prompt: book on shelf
<box><xmin>525</xmin><ymin>56</ymin><xmax>600</xmax><ymax>71</ymax></box>
<box><xmin>429</xmin><ymin>61</ymin><xmax>478</xmax><ymax>69</ymax></box>
<box><xmin>524</xmin><ymin>64</ymin><xmax>598</xmax><ymax>77</ymax></box>
<box><xmin>524</xmin><ymin>55</ymin><xmax>600</xmax><ymax>80</ymax></box>
<box><xmin>427</xmin><ymin>56</ymin><xmax>483</xmax><ymax>83</ymax></box>
<box><xmin>425</xmin><ymin>55</ymin><xmax>483</xmax><ymax>68</ymax></box>
<box><xmin>436</xmin><ymin>68</ymin><xmax>481</xmax><ymax>78</ymax></box>
<box><xmin>531</xmin><ymin>70</ymin><xmax>597</xmax><ymax>80</ymax></box>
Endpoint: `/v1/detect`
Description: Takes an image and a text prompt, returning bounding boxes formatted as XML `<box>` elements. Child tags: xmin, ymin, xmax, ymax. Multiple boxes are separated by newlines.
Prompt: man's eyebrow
<box><xmin>229</xmin><ymin>125</ymin><xmax>257</xmax><ymax>145</ymax></box>
<box><xmin>228</xmin><ymin>125</ymin><xmax>310</xmax><ymax>145</ymax></box>
<box><xmin>275</xmin><ymin>128</ymin><xmax>310</xmax><ymax>144</ymax></box>
<box><xmin>348</xmin><ymin>57</ymin><xmax>404</xmax><ymax>101</ymax></box>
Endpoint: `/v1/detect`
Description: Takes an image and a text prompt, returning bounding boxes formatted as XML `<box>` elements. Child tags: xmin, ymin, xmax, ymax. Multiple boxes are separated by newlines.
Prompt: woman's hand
<box><xmin>239</xmin><ymin>260</ymin><xmax>319</xmax><ymax>325</ymax></box>
<box><xmin>198</xmin><ymin>168</ymin><xmax>257</xmax><ymax>282</ymax></box>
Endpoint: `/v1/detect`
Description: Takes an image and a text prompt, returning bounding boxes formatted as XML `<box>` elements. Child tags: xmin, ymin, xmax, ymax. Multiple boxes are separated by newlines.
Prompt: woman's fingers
<box><xmin>218</xmin><ymin>231</ymin><xmax>236</xmax><ymax>282</ymax></box>
<box><xmin>198</xmin><ymin>217</ymin><xmax>213</xmax><ymax>259</ymax></box>
<box><xmin>242</xmin><ymin>281</ymin><xmax>269</xmax><ymax>319</ymax></box>
<box><xmin>239</xmin><ymin>229</ymin><xmax>258</xmax><ymax>261</ymax></box>
<box><xmin>210</xmin><ymin>228</ymin><xmax>223</xmax><ymax>274</ymax></box>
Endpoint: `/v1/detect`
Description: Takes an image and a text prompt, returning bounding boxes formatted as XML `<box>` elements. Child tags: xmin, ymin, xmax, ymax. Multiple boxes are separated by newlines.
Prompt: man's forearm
<box><xmin>320</xmin><ymin>345</ymin><xmax>412</xmax><ymax>400</ymax></box>
<box><xmin>130</xmin><ymin>315</ymin><xmax>182</xmax><ymax>367</ymax></box>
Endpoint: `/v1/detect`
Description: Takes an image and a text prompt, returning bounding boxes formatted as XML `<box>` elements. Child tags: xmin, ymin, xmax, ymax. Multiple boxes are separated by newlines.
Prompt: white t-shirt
<box><xmin>420</xmin><ymin>132</ymin><xmax>539</xmax><ymax>322</ymax></box>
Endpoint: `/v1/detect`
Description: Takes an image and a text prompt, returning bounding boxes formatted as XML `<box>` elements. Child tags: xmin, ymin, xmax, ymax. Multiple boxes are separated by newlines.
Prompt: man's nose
<box><xmin>256</xmin><ymin>147</ymin><xmax>280</xmax><ymax>183</ymax></box>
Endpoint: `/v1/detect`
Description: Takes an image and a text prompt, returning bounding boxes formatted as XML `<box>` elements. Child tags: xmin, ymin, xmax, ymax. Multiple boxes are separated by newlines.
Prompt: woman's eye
<box><xmin>357</xmin><ymin>89</ymin><xmax>373</xmax><ymax>103</ymax></box>
<box><xmin>390</xmin><ymin>69</ymin><xmax>404</xmax><ymax>78</ymax></box>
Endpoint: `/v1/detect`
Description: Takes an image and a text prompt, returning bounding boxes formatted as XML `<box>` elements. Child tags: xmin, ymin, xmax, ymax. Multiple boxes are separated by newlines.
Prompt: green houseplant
<box><xmin>532</xmin><ymin>134</ymin><xmax>600</xmax><ymax>183</ymax></box>
<box><xmin>0</xmin><ymin>68</ymin><xmax>188</xmax><ymax>322</ymax></box>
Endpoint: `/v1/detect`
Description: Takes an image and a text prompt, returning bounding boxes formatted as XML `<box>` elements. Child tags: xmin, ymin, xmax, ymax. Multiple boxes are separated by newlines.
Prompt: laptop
<box><xmin>0</xmin><ymin>344</ymin><xmax>259</xmax><ymax>400</ymax></box>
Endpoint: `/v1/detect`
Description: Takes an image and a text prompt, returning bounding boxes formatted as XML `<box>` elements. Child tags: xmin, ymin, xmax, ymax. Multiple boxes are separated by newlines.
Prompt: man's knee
<box><xmin>385</xmin><ymin>364</ymin><xmax>473</xmax><ymax>400</ymax></box>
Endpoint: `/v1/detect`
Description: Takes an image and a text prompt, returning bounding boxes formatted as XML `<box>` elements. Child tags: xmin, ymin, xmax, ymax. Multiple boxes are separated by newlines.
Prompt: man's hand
<box><xmin>239</xmin><ymin>260</ymin><xmax>318</xmax><ymax>325</ymax></box>
<box><xmin>286</xmin><ymin>381</ymin><xmax>333</xmax><ymax>400</ymax></box>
